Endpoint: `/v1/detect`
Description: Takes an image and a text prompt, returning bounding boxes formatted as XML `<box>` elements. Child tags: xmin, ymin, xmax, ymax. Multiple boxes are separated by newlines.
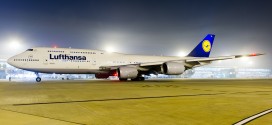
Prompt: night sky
<box><xmin>0</xmin><ymin>0</ymin><xmax>271</xmax><ymax>68</ymax></box>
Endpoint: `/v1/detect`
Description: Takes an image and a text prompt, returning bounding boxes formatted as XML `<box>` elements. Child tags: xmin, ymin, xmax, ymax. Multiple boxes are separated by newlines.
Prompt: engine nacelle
<box><xmin>162</xmin><ymin>62</ymin><xmax>186</xmax><ymax>75</ymax></box>
<box><xmin>118</xmin><ymin>67</ymin><xmax>138</xmax><ymax>79</ymax></box>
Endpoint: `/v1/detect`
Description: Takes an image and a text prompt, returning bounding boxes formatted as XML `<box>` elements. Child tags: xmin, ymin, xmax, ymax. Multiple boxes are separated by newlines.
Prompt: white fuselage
<box><xmin>8</xmin><ymin>47</ymin><xmax>189</xmax><ymax>74</ymax></box>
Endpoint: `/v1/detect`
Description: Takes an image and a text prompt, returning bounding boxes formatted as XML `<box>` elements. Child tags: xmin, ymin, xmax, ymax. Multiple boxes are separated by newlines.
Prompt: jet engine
<box><xmin>162</xmin><ymin>62</ymin><xmax>186</xmax><ymax>75</ymax></box>
<box><xmin>118</xmin><ymin>67</ymin><xmax>138</xmax><ymax>79</ymax></box>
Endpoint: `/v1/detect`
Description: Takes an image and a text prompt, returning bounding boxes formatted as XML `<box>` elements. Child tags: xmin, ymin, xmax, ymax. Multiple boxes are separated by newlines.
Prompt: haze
<box><xmin>0</xmin><ymin>0</ymin><xmax>271</xmax><ymax>68</ymax></box>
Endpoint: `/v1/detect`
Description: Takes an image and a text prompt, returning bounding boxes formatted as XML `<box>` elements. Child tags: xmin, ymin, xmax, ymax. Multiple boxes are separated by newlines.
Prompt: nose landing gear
<box><xmin>36</xmin><ymin>77</ymin><xmax>41</xmax><ymax>82</ymax></box>
<box><xmin>35</xmin><ymin>72</ymin><xmax>41</xmax><ymax>82</ymax></box>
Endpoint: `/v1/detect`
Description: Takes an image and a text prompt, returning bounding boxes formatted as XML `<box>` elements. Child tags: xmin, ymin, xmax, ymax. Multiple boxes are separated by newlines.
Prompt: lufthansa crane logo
<box><xmin>202</xmin><ymin>40</ymin><xmax>211</xmax><ymax>52</ymax></box>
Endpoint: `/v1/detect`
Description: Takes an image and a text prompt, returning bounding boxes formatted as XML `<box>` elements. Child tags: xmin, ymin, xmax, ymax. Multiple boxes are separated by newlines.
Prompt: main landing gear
<box><xmin>35</xmin><ymin>72</ymin><xmax>41</xmax><ymax>82</ymax></box>
<box><xmin>131</xmin><ymin>77</ymin><xmax>145</xmax><ymax>81</ymax></box>
<box><xmin>119</xmin><ymin>78</ymin><xmax>128</xmax><ymax>81</ymax></box>
<box><xmin>118</xmin><ymin>77</ymin><xmax>145</xmax><ymax>81</ymax></box>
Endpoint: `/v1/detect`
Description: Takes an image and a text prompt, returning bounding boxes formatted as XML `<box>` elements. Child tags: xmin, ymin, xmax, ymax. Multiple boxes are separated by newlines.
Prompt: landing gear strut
<box><xmin>35</xmin><ymin>72</ymin><xmax>41</xmax><ymax>82</ymax></box>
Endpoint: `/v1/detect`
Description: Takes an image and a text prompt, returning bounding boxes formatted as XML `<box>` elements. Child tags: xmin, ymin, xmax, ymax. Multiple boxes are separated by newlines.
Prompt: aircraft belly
<box><xmin>23</xmin><ymin>68</ymin><xmax>103</xmax><ymax>74</ymax></box>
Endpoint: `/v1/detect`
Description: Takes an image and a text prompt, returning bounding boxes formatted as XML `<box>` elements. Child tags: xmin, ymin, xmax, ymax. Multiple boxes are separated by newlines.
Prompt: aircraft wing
<box><xmin>99</xmin><ymin>59</ymin><xmax>188</xmax><ymax>70</ymax></box>
<box><xmin>184</xmin><ymin>53</ymin><xmax>264</xmax><ymax>67</ymax></box>
<box><xmin>99</xmin><ymin>53</ymin><xmax>264</xmax><ymax>71</ymax></box>
<box><xmin>186</xmin><ymin>53</ymin><xmax>264</xmax><ymax>62</ymax></box>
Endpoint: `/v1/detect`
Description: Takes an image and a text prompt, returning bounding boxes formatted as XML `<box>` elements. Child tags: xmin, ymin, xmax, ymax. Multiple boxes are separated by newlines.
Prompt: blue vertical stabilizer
<box><xmin>187</xmin><ymin>34</ymin><xmax>215</xmax><ymax>57</ymax></box>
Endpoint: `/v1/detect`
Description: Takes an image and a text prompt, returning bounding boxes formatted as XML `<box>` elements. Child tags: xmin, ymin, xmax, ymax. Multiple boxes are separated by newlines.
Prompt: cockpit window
<box><xmin>26</xmin><ymin>49</ymin><xmax>33</xmax><ymax>51</ymax></box>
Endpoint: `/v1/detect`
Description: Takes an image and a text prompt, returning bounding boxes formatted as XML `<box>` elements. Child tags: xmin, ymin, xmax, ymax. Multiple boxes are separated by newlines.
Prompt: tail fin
<box><xmin>187</xmin><ymin>34</ymin><xmax>215</xmax><ymax>57</ymax></box>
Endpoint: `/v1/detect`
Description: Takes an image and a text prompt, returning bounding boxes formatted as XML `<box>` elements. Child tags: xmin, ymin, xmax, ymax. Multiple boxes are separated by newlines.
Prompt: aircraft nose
<box><xmin>7</xmin><ymin>56</ymin><xmax>14</xmax><ymax>66</ymax></box>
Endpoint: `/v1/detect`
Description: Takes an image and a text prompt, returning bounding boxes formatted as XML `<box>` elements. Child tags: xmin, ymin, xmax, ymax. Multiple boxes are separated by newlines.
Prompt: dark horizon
<box><xmin>0</xmin><ymin>0</ymin><xmax>271</xmax><ymax>68</ymax></box>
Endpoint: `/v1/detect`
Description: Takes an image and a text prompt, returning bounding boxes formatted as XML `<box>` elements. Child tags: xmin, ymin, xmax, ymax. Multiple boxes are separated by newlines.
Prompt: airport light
<box><xmin>105</xmin><ymin>46</ymin><xmax>115</xmax><ymax>53</ymax></box>
<box><xmin>177</xmin><ymin>51</ymin><xmax>187</xmax><ymax>57</ymax></box>
<box><xmin>8</xmin><ymin>38</ymin><xmax>22</xmax><ymax>50</ymax></box>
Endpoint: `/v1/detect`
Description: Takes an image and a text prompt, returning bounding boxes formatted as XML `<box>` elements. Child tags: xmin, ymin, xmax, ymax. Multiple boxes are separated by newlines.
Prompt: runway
<box><xmin>0</xmin><ymin>79</ymin><xmax>272</xmax><ymax>125</ymax></box>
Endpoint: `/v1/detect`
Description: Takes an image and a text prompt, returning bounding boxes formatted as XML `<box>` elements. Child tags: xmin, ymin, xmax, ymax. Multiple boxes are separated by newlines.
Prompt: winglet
<box><xmin>187</xmin><ymin>34</ymin><xmax>215</xmax><ymax>57</ymax></box>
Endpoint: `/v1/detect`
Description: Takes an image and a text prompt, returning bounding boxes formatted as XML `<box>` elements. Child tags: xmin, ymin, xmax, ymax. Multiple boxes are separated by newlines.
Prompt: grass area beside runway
<box><xmin>0</xmin><ymin>79</ymin><xmax>272</xmax><ymax>125</ymax></box>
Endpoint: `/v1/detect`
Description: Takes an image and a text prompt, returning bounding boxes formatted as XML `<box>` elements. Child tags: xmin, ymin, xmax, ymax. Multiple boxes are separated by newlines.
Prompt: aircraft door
<box><xmin>92</xmin><ymin>58</ymin><xmax>96</xmax><ymax>65</ymax></box>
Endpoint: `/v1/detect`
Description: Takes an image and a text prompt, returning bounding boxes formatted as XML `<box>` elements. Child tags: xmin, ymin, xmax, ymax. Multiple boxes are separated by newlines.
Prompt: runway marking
<box><xmin>233</xmin><ymin>108</ymin><xmax>272</xmax><ymax>125</ymax></box>
<box><xmin>0</xmin><ymin>108</ymin><xmax>85</xmax><ymax>125</ymax></box>
<box><xmin>12</xmin><ymin>93</ymin><xmax>226</xmax><ymax>106</ymax></box>
<box><xmin>11</xmin><ymin>90</ymin><xmax>272</xmax><ymax>106</ymax></box>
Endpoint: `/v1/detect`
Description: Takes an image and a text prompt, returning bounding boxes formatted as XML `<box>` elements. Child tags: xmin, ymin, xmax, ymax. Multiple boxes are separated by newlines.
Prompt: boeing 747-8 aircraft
<box><xmin>7</xmin><ymin>34</ymin><xmax>263</xmax><ymax>82</ymax></box>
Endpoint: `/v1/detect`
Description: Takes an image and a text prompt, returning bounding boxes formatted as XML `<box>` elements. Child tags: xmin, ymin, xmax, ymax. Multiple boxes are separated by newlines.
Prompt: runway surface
<box><xmin>0</xmin><ymin>79</ymin><xmax>272</xmax><ymax>125</ymax></box>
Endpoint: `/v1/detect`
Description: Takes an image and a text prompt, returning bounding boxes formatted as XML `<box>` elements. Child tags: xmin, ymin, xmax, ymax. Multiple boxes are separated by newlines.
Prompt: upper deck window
<box><xmin>26</xmin><ymin>49</ymin><xmax>33</xmax><ymax>51</ymax></box>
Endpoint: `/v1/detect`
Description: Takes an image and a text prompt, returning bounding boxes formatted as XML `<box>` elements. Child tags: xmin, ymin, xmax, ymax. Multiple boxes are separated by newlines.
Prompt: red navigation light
<box><xmin>249</xmin><ymin>53</ymin><xmax>257</xmax><ymax>56</ymax></box>
<box><xmin>110</xmin><ymin>70</ymin><xmax>118</xmax><ymax>76</ymax></box>
<box><xmin>113</xmin><ymin>71</ymin><xmax>118</xmax><ymax>76</ymax></box>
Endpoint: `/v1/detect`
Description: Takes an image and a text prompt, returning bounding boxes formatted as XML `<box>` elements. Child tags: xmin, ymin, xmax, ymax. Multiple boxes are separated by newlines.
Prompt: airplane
<box><xmin>7</xmin><ymin>34</ymin><xmax>264</xmax><ymax>82</ymax></box>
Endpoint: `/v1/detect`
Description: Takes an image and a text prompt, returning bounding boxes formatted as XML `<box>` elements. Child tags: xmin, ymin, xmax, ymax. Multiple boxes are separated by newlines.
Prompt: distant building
<box><xmin>0</xmin><ymin>59</ymin><xmax>7</xmax><ymax>79</ymax></box>
<box><xmin>190</xmin><ymin>67</ymin><xmax>271</xmax><ymax>79</ymax></box>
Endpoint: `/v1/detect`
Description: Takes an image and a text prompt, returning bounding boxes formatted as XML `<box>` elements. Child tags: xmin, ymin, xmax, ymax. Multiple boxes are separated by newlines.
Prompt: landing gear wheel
<box><xmin>36</xmin><ymin>77</ymin><xmax>41</xmax><ymax>82</ymax></box>
<box><xmin>131</xmin><ymin>77</ymin><xmax>145</xmax><ymax>81</ymax></box>
<box><xmin>139</xmin><ymin>77</ymin><xmax>145</xmax><ymax>81</ymax></box>
<box><xmin>131</xmin><ymin>78</ymin><xmax>137</xmax><ymax>81</ymax></box>
<box><xmin>119</xmin><ymin>78</ymin><xmax>128</xmax><ymax>81</ymax></box>
<box><xmin>35</xmin><ymin>72</ymin><xmax>41</xmax><ymax>82</ymax></box>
